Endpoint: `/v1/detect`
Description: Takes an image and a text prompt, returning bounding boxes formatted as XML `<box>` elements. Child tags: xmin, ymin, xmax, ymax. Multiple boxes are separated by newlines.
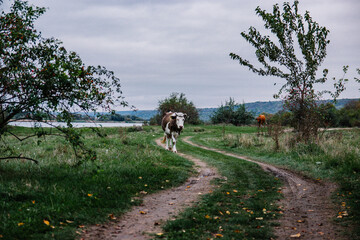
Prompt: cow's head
<box><xmin>171</xmin><ymin>112</ymin><xmax>187</xmax><ymax>131</ymax></box>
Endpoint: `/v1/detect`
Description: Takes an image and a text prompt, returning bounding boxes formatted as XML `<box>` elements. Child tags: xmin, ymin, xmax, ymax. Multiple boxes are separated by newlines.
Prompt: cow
<box><xmin>256</xmin><ymin>114</ymin><xmax>266</xmax><ymax>135</ymax></box>
<box><xmin>161</xmin><ymin>112</ymin><xmax>187</xmax><ymax>153</ymax></box>
<box><xmin>256</xmin><ymin>114</ymin><xmax>266</xmax><ymax>128</ymax></box>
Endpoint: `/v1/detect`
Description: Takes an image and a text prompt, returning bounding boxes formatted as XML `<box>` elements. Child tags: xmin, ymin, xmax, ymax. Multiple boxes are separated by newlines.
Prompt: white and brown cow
<box><xmin>161</xmin><ymin>112</ymin><xmax>187</xmax><ymax>153</ymax></box>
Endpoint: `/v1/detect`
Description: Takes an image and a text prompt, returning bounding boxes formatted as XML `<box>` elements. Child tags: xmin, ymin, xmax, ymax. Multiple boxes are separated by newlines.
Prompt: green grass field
<box><xmin>1</xmin><ymin>125</ymin><xmax>359</xmax><ymax>239</ymax></box>
<box><xmin>157</xmin><ymin>139</ymin><xmax>282</xmax><ymax>239</ymax></box>
<box><xmin>181</xmin><ymin>125</ymin><xmax>360</xmax><ymax>239</ymax></box>
<box><xmin>0</xmin><ymin>126</ymin><xmax>192</xmax><ymax>239</ymax></box>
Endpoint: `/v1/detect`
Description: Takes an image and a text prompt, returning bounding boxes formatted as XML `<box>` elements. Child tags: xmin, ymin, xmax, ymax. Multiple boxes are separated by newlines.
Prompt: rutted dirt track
<box><xmin>83</xmin><ymin>136</ymin><xmax>346</xmax><ymax>240</ymax></box>
<box><xmin>182</xmin><ymin>137</ymin><xmax>346</xmax><ymax>240</ymax></box>
<box><xmin>81</xmin><ymin>138</ymin><xmax>221</xmax><ymax>239</ymax></box>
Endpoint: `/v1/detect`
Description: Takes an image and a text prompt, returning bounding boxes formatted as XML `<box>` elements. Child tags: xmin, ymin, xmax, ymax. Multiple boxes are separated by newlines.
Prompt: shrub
<box><xmin>150</xmin><ymin>93</ymin><xmax>201</xmax><ymax>125</ymax></box>
<box><xmin>211</xmin><ymin>98</ymin><xmax>253</xmax><ymax>126</ymax></box>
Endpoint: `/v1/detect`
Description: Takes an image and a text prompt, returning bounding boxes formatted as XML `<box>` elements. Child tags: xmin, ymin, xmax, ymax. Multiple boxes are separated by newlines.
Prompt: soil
<box><xmin>182</xmin><ymin>137</ymin><xmax>347</xmax><ymax>240</ymax></box>
<box><xmin>82</xmin><ymin>136</ymin><xmax>347</xmax><ymax>240</ymax></box>
<box><xmin>81</xmin><ymin>138</ymin><xmax>222</xmax><ymax>239</ymax></box>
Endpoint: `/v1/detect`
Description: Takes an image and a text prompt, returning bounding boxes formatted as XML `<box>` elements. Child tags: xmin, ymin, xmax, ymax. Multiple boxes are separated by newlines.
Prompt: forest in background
<box><xmin>115</xmin><ymin>98</ymin><xmax>359</xmax><ymax>122</ymax></box>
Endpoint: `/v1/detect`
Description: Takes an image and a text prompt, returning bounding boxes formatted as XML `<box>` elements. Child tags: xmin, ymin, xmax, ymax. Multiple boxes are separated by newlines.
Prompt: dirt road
<box><xmin>81</xmin><ymin>138</ymin><xmax>221</xmax><ymax>239</ymax></box>
<box><xmin>182</xmin><ymin>136</ymin><xmax>346</xmax><ymax>240</ymax></box>
<box><xmin>82</xmin><ymin>136</ymin><xmax>346</xmax><ymax>240</ymax></box>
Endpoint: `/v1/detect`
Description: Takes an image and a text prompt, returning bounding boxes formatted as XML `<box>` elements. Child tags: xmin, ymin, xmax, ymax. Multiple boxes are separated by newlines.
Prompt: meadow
<box><xmin>0</xmin><ymin>125</ymin><xmax>359</xmax><ymax>239</ymax></box>
<box><xmin>182</xmin><ymin>125</ymin><xmax>360</xmax><ymax>238</ymax></box>
<box><xmin>0</xmin><ymin>126</ymin><xmax>192</xmax><ymax>239</ymax></box>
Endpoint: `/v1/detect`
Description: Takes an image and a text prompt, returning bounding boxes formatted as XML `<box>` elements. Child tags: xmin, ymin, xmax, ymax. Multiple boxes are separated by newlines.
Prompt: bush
<box><xmin>211</xmin><ymin>98</ymin><xmax>253</xmax><ymax>126</ymax></box>
<box><xmin>337</xmin><ymin>100</ymin><xmax>360</xmax><ymax>127</ymax></box>
<box><xmin>150</xmin><ymin>93</ymin><xmax>201</xmax><ymax>125</ymax></box>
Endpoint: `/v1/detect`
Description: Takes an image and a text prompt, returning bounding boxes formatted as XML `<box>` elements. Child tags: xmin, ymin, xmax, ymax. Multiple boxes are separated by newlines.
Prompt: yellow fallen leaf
<box><xmin>215</xmin><ymin>233</ymin><xmax>223</xmax><ymax>237</ymax></box>
<box><xmin>219</xmin><ymin>211</ymin><xmax>224</xmax><ymax>215</ymax></box>
<box><xmin>43</xmin><ymin>220</ymin><xmax>50</xmax><ymax>226</ymax></box>
<box><xmin>139</xmin><ymin>211</ymin><xmax>147</xmax><ymax>214</ymax></box>
<box><xmin>108</xmin><ymin>214</ymin><xmax>116</xmax><ymax>220</ymax></box>
<box><xmin>318</xmin><ymin>232</ymin><xmax>324</xmax><ymax>235</ymax></box>
<box><xmin>213</xmin><ymin>216</ymin><xmax>220</xmax><ymax>220</ymax></box>
<box><xmin>18</xmin><ymin>222</ymin><xmax>24</xmax><ymax>226</ymax></box>
<box><xmin>138</xmin><ymin>176</ymin><xmax>142</xmax><ymax>179</ymax></box>
<box><xmin>297</xmin><ymin>220</ymin><xmax>304</xmax><ymax>223</ymax></box>
<box><xmin>233</xmin><ymin>190</ymin><xmax>238</xmax><ymax>193</ymax></box>
<box><xmin>226</xmin><ymin>211</ymin><xmax>230</xmax><ymax>215</ymax></box>
<box><xmin>290</xmin><ymin>233</ymin><xmax>301</xmax><ymax>238</ymax></box>
<box><xmin>226</xmin><ymin>192</ymin><xmax>230</xmax><ymax>195</ymax></box>
<box><xmin>165</xmin><ymin>180</ymin><xmax>170</xmax><ymax>182</ymax></box>
<box><xmin>66</xmin><ymin>220</ymin><xmax>74</xmax><ymax>223</ymax></box>
<box><xmin>205</xmin><ymin>215</ymin><xmax>211</xmax><ymax>219</ymax></box>
<box><xmin>50</xmin><ymin>225</ymin><xmax>55</xmax><ymax>229</ymax></box>
<box><xmin>156</xmin><ymin>233</ymin><xmax>163</xmax><ymax>236</ymax></box>
<box><xmin>256</xmin><ymin>217</ymin><xmax>263</xmax><ymax>220</ymax></box>
<box><xmin>87</xmin><ymin>193</ymin><xmax>93</xmax><ymax>197</ymax></box>
<box><xmin>32</xmin><ymin>200</ymin><xmax>35</xmax><ymax>204</ymax></box>
<box><xmin>78</xmin><ymin>225</ymin><xmax>85</xmax><ymax>228</ymax></box>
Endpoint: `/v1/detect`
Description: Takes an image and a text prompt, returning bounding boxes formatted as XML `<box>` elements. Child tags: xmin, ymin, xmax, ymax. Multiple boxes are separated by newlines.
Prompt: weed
<box><xmin>158</xmin><ymin>140</ymin><xmax>282</xmax><ymax>239</ymax></box>
<box><xmin>0</xmin><ymin>126</ymin><xmax>192</xmax><ymax>239</ymax></box>
<box><xmin>187</xmin><ymin>125</ymin><xmax>360</xmax><ymax>238</ymax></box>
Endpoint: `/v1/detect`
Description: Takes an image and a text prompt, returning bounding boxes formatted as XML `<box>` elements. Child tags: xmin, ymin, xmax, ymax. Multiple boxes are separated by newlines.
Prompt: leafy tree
<box><xmin>211</xmin><ymin>98</ymin><xmax>253</xmax><ymax>126</ymax></box>
<box><xmin>337</xmin><ymin>100</ymin><xmax>360</xmax><ymax>127</ymax></box>
<box><xmin>150</xmin><ymin>92</ymin><xmax>200</xmax><ymax>125</ymax></box>
<box><xmin>230</xmin><ymin>1</ymin><xmax>347</xmax><ymax>141</ymax></box>
<box><xmin>0</xmin><ymin>1</ymin><xmax>126</xmax><ymax>164</ymax></box>
<box><xmin>317</xmin><ymin>103</ymin><xmax>338</xmax><ymax>127</ymax></box>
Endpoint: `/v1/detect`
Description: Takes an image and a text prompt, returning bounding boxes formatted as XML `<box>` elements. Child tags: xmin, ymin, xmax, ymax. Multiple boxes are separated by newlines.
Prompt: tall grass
<box><xmin>186</xmin><ymin>125</ymin><xmax>360</xmax><ymax>238</ymax></box>
<box><xmin>0</xmin><ymin>126</ymin><xmax>193</xmax><ymax>239</ymax></box>
<box><xmin>157</xmin><ymin>139</ymin><xmax>282</xmax><ymax>239</ymax></box>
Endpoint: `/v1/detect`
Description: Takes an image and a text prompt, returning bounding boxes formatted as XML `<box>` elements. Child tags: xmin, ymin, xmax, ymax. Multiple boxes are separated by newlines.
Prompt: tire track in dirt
<box><xmin>182</xmin><ymin>136</ymin><xmax>346</xmax><ymax>240</ymax></box>
<box><xmin>81</xmin><ymin>138</ymin><xmax>222</xmax><ymax>240</ymax></box>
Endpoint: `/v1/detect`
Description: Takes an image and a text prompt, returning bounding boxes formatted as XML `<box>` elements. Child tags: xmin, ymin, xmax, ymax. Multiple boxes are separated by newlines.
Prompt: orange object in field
<box><xmin>256</xmin><ymin>115</ymin><xmax>266</xmax><ymax>127</ymax></box>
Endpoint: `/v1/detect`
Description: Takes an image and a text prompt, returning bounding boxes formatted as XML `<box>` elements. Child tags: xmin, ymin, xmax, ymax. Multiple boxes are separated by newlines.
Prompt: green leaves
<box><xmin>230</xmin><ymin>1</ymin><xmax>348</xmax><ymax>142</ymax></box>
<box><xmin>211</xmin><ymin>98</ymin><xmax>253</xmax><ymax>126</ymax></box>
<box><xmin>0</xmin><ymin>0</ymin><xmax>127</xmax><ymax>164</ymax></box>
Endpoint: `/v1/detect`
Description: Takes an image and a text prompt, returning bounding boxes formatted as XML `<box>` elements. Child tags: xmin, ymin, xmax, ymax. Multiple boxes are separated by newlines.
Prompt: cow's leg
<box><xmin>165</xmin><ymin>134</ymin><xmax>170</xmax><ymax>150</ymax></box>
<box><xmin>169</xmin><ymin>135</ymin><xmax>173</xmax><ymax>149</ymax></box>
<box><xmin>171</xmin><ymin>133</ymin><xmax>178</xmax><ymax>153</ymax></box>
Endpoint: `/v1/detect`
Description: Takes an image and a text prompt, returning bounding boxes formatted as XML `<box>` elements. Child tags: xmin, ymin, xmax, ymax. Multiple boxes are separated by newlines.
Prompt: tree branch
<box><xmin>0</xmin><ymin>155</ymin><xmax>38</xmax><ymax>164</ymax></box>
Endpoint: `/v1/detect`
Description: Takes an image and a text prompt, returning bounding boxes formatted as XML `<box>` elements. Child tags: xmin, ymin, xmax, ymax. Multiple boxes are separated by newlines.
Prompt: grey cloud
<box><xmin>4</xmin><ymin>0</ymin><xmax>360</xmax><ymax>109</ymax></box>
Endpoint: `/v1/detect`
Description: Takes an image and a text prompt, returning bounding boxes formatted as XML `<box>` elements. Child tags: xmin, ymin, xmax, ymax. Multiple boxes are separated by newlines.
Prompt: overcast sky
<box><xmin>2</xmin><ymin>0</ymin><xmax>360</xmax><ymax>110</ymax></box>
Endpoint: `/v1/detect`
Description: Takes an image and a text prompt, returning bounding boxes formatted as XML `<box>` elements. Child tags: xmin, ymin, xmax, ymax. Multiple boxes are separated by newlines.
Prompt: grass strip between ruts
<box><xmin>156</xmin><ymin>139</ymin><xmax>282</xmax><ymax>240</ymax></box>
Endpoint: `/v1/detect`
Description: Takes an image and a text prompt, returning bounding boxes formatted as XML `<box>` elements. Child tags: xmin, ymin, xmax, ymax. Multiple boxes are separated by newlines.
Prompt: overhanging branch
<box><xmin>0</xmin><ymin>155</ymin><xmax>38</xmax><ymax>164</ymax></box>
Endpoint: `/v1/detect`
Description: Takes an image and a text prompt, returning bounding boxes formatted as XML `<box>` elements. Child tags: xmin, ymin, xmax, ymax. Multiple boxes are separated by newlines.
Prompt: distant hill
<box><xmin>116</xmin><ymin>98</ymin><xmax>359</xmax><ymax>122</ymax></box>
